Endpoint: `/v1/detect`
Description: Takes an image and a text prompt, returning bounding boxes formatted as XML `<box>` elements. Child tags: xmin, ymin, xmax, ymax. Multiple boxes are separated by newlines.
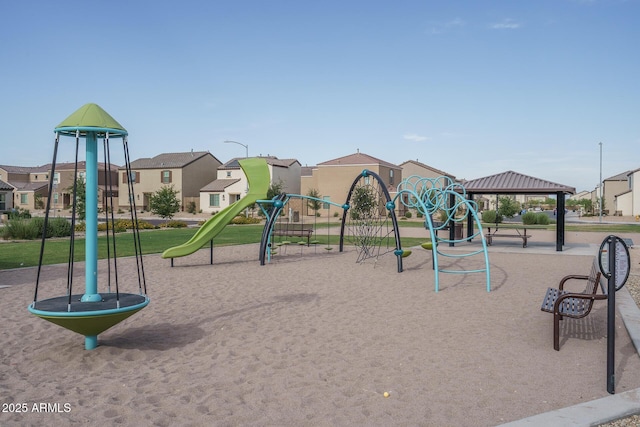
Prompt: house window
<box><xmin>161</xmin><ymin>170</ymin><xmax>172</xmax><ymax>184</ymax></box>
<box><xmin>53</xmin><ymin>172</ymin><xmax>60</xmax><ymax>185</ymax></box>
<box><xmin>226</xmin><ymin>171</ymin><xmax>232</xmax><ymax>178</ymax></box>
<box><xmin>389</xmin><ymin>169</ymin><xmax>394</xmax><ymax>185</ymax></box>
<box><xmin>209</xmin><ymin>194</ymin><xmax>220</xmax><ymax>207</ymax></box>
<box><xmin>122</xmin><ymin>171</ymin><xmax>140</xmax><ymax>183</ymax></box>
<box><xmin>20</xmin><ymin>193</ymin><xmax>28</xmax><ymax>204</ymax></box>
<box><xmin>0</xmin><ymin>193</ymin><xmax>5</xmax><ymax>210</ymax></box>
<box><xmin>79</xmin><ymin>171</ymin><xmax>86</xmax><ymax>180</ymax></box>
<box><xmin>53</xmin><ymin>193</ymin><xmax>59</xmax><ymax>204</ymax></box>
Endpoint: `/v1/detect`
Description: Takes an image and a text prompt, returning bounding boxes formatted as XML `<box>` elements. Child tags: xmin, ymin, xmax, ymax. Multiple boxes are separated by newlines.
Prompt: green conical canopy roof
<box><xmin>55</xmin><ymin>103</ymin><xmax>127</xmax><ymax>138</ymax></box>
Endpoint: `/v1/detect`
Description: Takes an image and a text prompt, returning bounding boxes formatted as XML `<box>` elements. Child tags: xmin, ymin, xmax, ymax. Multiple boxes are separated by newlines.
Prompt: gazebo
<box><xmin>462</xmin><ymin>170</ymin><xmax>576</xmax><ymax>251</ymax></box>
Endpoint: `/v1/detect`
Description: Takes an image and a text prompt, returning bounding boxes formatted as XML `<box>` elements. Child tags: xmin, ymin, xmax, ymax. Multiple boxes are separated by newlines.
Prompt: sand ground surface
<box><xmin>2</xmin><ymin>226</ymin><xmax>640</xmax><ymax>426</ymax></box>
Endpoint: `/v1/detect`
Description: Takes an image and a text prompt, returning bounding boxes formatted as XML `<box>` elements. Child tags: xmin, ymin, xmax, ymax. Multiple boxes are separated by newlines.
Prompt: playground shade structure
<box><xmin>161</xmin><ymin>158</ymin><xmax>270</xmax><ymax>259</ymax></box>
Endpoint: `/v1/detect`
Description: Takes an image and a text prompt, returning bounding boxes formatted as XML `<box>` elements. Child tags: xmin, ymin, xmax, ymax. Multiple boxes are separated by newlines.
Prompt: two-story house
<box><xmin>0</xmin><ymin>164</ymin><xmax>49</xmax><ymax>212</ymax></box>
<box><xmin>50</xmin><ymin>161</ymin><xmax>120</xmax><ymax>211</ymax></box>
<box><xmin>120</xmin><ymin>151</ymin><xmax>222</xmax><ymax>212</ymax></box>
<box><xmin>199</xmin><ymin>156</ymin><xmax>301</xmax><ymax>214</ymax></box>
<box><xmin>301</xmin><ymin>151</ymin><xmax>402</xmax><ymax>218</ymax></box>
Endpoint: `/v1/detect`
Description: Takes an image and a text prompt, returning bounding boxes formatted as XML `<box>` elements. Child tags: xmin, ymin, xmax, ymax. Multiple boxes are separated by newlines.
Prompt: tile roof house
<box><xmin>399</xmin><ymin>160</ymin><xmax>455</xmax><ymax>182</ymax></box>
<box><xmin>119</xmin><ymin>151</ymin><xmax>222</xmax><ymax>212</ymax></box>
<box><xmin>598</xmin><ymin>171</ymin><xmax>630</xmax><ymax>216</ymax></box>
<box><xmin>0</xmin><ymin>164</ymin><xmax>49</xmax><ymax>212</ymax></box>
<box><xmin>199</xmin><ymin>156</ymin><xmax>301</xmax><ymax>214</ymax></box>
<box><xmin>610</xmin><ymin>169</ymin><xmax>639</xmax><ymax>217</ymax></box>
<box><xmin>0</xmin><ymin>178</ymin><xmax>14</xmax><ymax>213</ymax></box>
<box><xmin>301</xmin><ymin>151</ymin><xmax>402</xmax><ymax>218</ymax></box>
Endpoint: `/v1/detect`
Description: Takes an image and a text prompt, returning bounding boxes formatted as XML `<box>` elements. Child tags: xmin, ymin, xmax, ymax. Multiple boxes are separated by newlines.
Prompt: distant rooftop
<box><xmin>318</xmin><ymin>151</ymin><xmax>400</xmax><ymax>169</ymax></box>
<box><xmin>221</xmin><ymin>156</ymin><xmax>299</xmax><ymax>169</ymax></box>
<box><xmin>128</xmin><ymin>151</ymin><xmax>216</xmax><ymax>169</ymax></box>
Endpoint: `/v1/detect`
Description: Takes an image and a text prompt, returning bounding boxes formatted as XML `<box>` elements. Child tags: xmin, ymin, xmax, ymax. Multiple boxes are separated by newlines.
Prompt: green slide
<box><xmin>161</xmin><ymin>158</ymin><xmax>270</xmax><ymax>259</ymax></box>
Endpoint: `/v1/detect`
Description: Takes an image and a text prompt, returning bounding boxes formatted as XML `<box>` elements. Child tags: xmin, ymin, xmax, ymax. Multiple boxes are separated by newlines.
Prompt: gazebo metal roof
<box><xmin>463</xmin><ymin>170</ymin><xmax>576</xmax><ymax>195</ymax></box>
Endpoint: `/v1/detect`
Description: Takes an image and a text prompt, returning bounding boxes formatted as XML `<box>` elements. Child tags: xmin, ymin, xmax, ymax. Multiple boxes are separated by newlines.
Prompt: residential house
<box><xmin>199</xmin><ymin>156</ymin><xmax>301</xmax><ymax>214</ymax></box>
<box><xmin>301</xmin><ymin>151</ymin><xmax>402</xmax><ymax>218</ymax></box>
<box><xmin>399</xmin><ymin>160</ymin><xmax>455</xmax><ymax>182</ymax></box>
<box><xmin>398</xmin><ymin>160</ymin><xmax>457</xmax><ymax>216</ymax></box>
<box><xmin>0</xmin><ymin>179</ymin><xmax>14</xmax><ymax>212</ymax></box>
<box><xmin>600</xmin><ymin>171</ymin><xmax>630</xmax><ymax>216</ymax></box>
<box><xmin>0</xmin><ymin>164</ymin><xmax>49</xmax><ymax>212</ymax></box>
<box><xmin>51</xmin><ymin>162</ymin><xmax>120</xmax><ymax>212</ymax></box>
<box><xmin>613</xmin><ymin>168</ymin><xmax>640</xmax><ymax>217</ymax></box>
<box><xmin>0</xmin><ymin>162</ymin><xmax>121</xmax><ymax>214</ymax></box>
<box><xmin>120</xmin><ymin>151</ymin><xmax>222</xmax><ymax>212</ymax></box>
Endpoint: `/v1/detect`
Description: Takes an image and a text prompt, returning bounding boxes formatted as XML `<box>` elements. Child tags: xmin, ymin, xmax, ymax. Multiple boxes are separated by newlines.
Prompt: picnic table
<box><xmin>485</xmin><ymin>225</ymin><xmax>532</xmax><ymax>248</ymax></box>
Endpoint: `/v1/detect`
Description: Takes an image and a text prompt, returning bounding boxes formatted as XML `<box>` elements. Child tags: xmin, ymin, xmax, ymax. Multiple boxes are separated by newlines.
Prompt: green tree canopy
<box><xmin>150</xmin><ymin>185</ymin><xmax>181</xmax><ymax>221</ymax></box>
<box><xmin>66</xmin><ymin>176</ymin><xmax>86</xmax><ymax>221</ymax></box>
<box><xmin>497</xmin><ymin>196</ymin><xmax>519</xmax><ymax>218</ymax></box>
<box><xmin>306</xmin><ymin>188</ymin><xmax>322</xmax><ymax>215</ymax></box>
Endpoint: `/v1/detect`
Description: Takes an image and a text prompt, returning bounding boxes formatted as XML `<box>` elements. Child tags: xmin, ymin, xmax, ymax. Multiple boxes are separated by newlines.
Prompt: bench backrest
<box><xmin>274</xmin><ymin>222</ymin><xmax>313</xmax><ymax>232</ymax></box>
<box><xmin>584</xmin><ymin>259</ymin><xmax>603</xmax><ymax>296</ymax></box>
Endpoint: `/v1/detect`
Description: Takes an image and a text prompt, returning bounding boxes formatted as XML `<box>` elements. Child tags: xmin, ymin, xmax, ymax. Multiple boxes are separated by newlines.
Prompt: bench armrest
<box><xmin>554</xmin><ymin>292</ymin><xmax>607</xmax><ymax>311</ymax></box>
<box><xmin>558</xmin><ymin>274</ymin><xmax>589</xmax><ymax>290</ymax></box>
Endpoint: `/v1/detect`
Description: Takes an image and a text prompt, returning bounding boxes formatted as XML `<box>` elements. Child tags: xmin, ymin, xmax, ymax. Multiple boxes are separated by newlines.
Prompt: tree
<box><xmin>306</xmin><ymin>188</ymin><xmax>322</xmax><ymax>216</ymax></box>
<box><xmin>150</xmin><ymin>185</ymin><xmax>181</xmax><ymax>222</ymax></box>
<box><xmin>497</xmin><ymin>196</ymin><xmax>519</xmax><ymax>218</ymax></box>
<box><xmin>264</xmin><ymin>181</ymin><xmax>284</xmax><ymax>216</ymax></box>
<box><xmin>350</xmin><ymin>186</ymin><xmax>376</xmax><ymax>220</ymax></box>
<box><xmin>266</xmin><ymin>180</ymin><xmax>284</xmax><ymax>200</ymax></box>
<box><xmin>66</xmin><ymin>177</ymin><xmax>86</xmax><ymax>220</ymax></box>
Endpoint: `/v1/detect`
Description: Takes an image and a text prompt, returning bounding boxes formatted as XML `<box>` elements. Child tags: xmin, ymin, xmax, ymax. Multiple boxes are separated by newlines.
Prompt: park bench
<box><xmin>485</xmin><ymin>226</ymin><xmax>531</xmax><ymax>248</ymax></box>
<box><xmin>273</xmin><ymin>222</ymin><xmax>314</xmax><ymax>246</ymax></box>
<box><xmin>540</xmin><ymin>259</ymin><xmax>606</xmax><ymax>350</ymax></box>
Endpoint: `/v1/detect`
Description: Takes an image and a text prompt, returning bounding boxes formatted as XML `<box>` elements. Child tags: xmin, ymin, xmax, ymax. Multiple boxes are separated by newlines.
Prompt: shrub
<box><xmin>8</xmin><ymin>208</ymin><xmax>31</xmax><ymax>220</ymax></box>
<box><xmin>481</xmin><ymin>210</ymin><xmax>502</xmax><ymax>224</ymax></box>
<box><xmin>186</xmin><ymin>201</ymin><xmax>197</xmax><ymax>214</ymax></box>
<box><xmin>404</xmin><ymin>211</ymin><xmax>412</xmax><ymax>219</ymax></box>
<box><xmin>159</xmin><ymin>220</ymin><xmax>188</xmax><ymax>228</ymax></box>
<box><xmin>48</xmin><ymin>217</ymin><xmax>72</xmax><ymax>237</ymax></box>
<box><xmin>535</xmin><ymin>213</ymin><xmax>550</xmax><ymax>225</ymax></box>
<box><xmin>2</xmin><ymin>218</ymin><xmax>39</xmax><ymax>240</ymax></box>
<box><xmin>230</xmin><ymin>216</ymin><xmax>261</xmax><ymax>225</ymax></box>
<box><xmin>2</xmin><ymin>217</ymin><xmax>71</xmax><ymax>240</ymax></box>
<box><xmin>521</xmin><ymin>212</ymin><xmax>537</xmax><ymax>225</ymax></box>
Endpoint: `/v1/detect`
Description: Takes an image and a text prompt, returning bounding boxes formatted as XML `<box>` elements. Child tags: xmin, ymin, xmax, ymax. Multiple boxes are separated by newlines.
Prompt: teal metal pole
<box><xmin>82</xmin><ymin>131</ymin><xmax>100</xmax><ymax>301</ymax></box>
<box><xmin>82</xmin><ymin>132</ymin><xmax>100</xmax><ymax>349</ymax></box>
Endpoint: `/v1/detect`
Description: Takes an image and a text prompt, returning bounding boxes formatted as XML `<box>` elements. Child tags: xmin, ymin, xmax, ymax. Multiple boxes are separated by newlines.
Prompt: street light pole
<box><xmin>223</xmin><ymin>140</ymin><xmax>248</xmax><ymax>159</ymax></box>
<box><xmin>223</xmin><ymin>140</ymin><xmax>250</xmax><ymax>217</ymax></box>
<box><xmin>599</xmin><ymin>142</ymin><xmax>603</xmax><ymax>223</ymax></box>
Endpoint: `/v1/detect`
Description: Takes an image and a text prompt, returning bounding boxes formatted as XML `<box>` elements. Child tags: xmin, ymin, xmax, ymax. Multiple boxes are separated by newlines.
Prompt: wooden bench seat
<box><xmin>540</xmin><ymin>259</ymin><xmax>606</xmax><ymax>350</ymax></box>
<box><xmin>485</xmin><ymin>226</ymin><xmax>531</xmax><ymax>248</ymax></box>
<box><xmin>273</xmin><ymin>223</ymin><xmax>314</xmax><ymax>246</ymax></box>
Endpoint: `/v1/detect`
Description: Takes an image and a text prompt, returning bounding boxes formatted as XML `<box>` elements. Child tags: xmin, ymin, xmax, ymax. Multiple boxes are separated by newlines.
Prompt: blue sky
<box><xmin>1</xmin><ymin>0</ymin><xmax>638</xmax><ymax>192</ymax></box>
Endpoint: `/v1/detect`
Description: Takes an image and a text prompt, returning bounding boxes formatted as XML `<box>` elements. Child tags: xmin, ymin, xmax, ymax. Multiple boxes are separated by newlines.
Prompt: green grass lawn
<box><xmin>2</xmin><ymin>222</ymin><xmax>639</xmax><ymax>270</ymax></box>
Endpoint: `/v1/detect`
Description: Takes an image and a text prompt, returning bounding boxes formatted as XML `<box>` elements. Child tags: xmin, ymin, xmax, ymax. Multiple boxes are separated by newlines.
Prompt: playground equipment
<box><xmin>28</xmin><ymin>103</ymin><xmax>149</xmax><ymax>350</ymax></box>
<box><xmin>258</xmin><ymin>193</ymin><xmax>347</xmax><ymax>264</ymax></box>
<box><xmin>340</xmin><ymin>170</ymin><xmax>403</xmax><ymax>271</ymax></box>
<box><xmin>257</xmin><ymin>169</ymin><xmax>488</xmax><ymax>292</ymax></box>
<box><xmin>396</xmin><ymin>175</ymin><xmax>490</xmax><ymax>292</ymax></box>
<box><xmin>161</xmin><ymin>157</ymin><xmax>269</xmax><ymax>263</ymax></box>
